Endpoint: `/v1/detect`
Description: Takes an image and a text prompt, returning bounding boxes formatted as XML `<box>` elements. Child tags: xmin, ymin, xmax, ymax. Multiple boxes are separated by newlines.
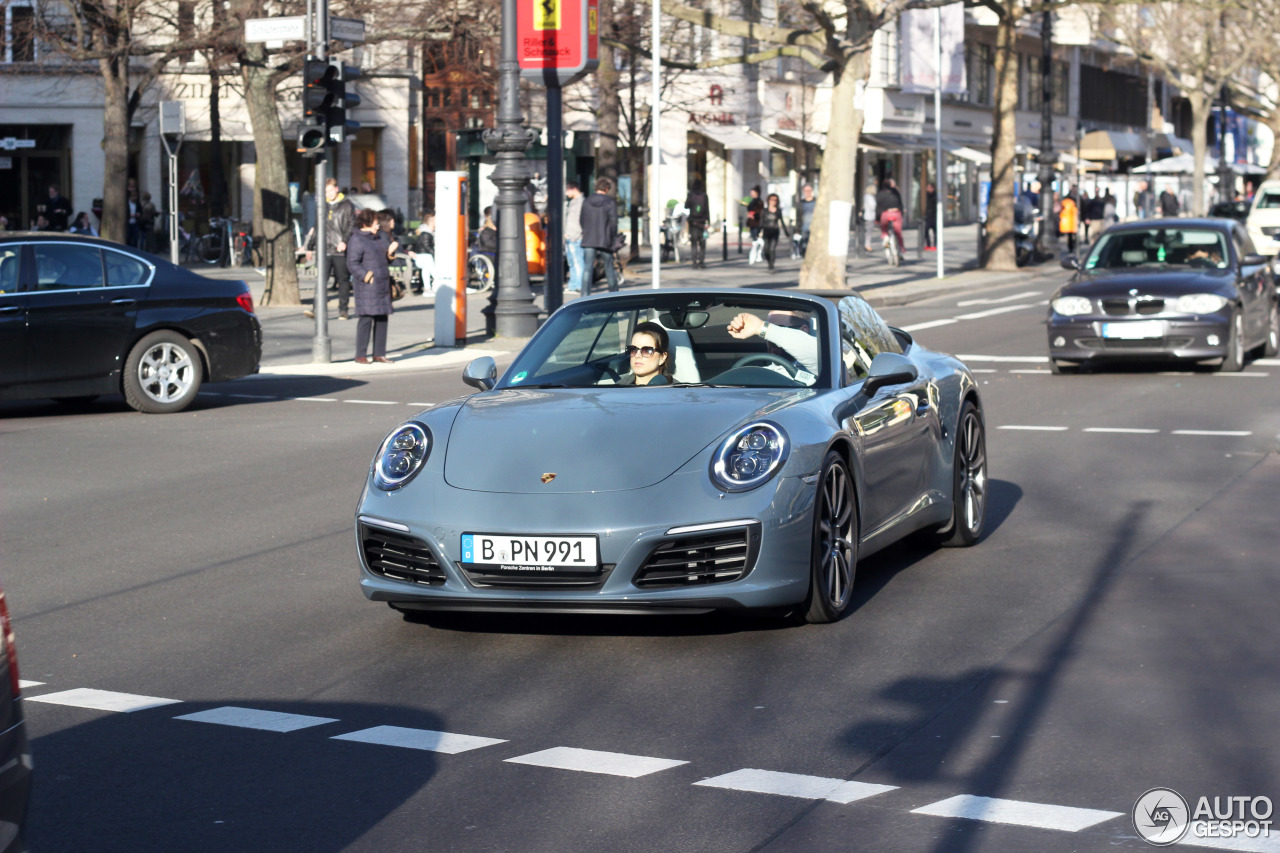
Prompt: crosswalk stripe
<box><xmin>505</xmin><ymin>747</ymin><xmax>688</xmax><ymax>778</ymax></box>
<box><xmin>27</xmin><ymin>688</ymin><xmax>181</xmax><ymax>713</ymax></box>
<box><xmin>694</xmin><ymin>769</ymin><xmax>898</xmax><ymax>804</ymax></box>
<box><xmin>901</xmin><ymin>319</ymin><xmax>959</xmax><ymax>332</ymax></box>
<box><xmin>1171</xmin><ymin>430</ymin><xmax>1253</xmax><ymax>437</ymax></box>
<box><xmin>17</xmin><ymin>680</ymin><xmax>44</xmax><ymax>689</ymax></box>
<box><xmin>332</xmin><ymin>725</ymin><xmax>506</xmax><ymax>754</ymax></box>
<box><xmin>954</xmin><ymin>304</ymin><xmax>1034</xmax><ymax>320</ymax></box>
<box><xmin>911</xmin><ymin>794</ymin><xmax>1122</xmax><ymax>831</ymax></box>
<box><xmin>175</xmin><ymin>706</ymin><xmax>339</xmax><ymax>732</ymax></box>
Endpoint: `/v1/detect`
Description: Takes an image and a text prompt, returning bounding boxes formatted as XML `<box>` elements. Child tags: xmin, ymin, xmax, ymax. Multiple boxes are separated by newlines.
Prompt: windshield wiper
<box><xmin>671</xmin><ymin>382</ymin><xmax>721</xmax><ymax>388</ymax></box>
<box><xmin>519</xmin><ymin>382</ymin><xmax>572</xmax><ymax>389</ymax></box>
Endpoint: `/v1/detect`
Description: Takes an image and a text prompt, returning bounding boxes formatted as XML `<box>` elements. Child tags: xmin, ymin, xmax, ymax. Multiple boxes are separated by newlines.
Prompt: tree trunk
<box><xmin>100</xmin><ymin>56</ymin><xmax>130</xmax><ymax>244</ymax></box>
<box><xmin>1188</xmin><ymin>91</ymin><xmax>1211</xmax><ymax>215</ymax></box>
<box><xmin>241</xmin><ymin>46</ymin><xmax>301</xmax><ymax>305</ymax></box>
<box><xmin>1266</xmin><ymin>105</ymin><xmax>1280</xmax><ymax>182</ymax></box>
<box><xmin>595</xmin><ymin>0</ymin><xmax>620</xmax><ymax>180</ymax></box>
<box><xmin>983</xmin><ymin>10</ymin><xmax>1019</xmax><ymax>271</ymax></box>
<box><xmin>799</xmin><ymin>53</ymin><xmax>865</xmax><ymax>289</ymax></box>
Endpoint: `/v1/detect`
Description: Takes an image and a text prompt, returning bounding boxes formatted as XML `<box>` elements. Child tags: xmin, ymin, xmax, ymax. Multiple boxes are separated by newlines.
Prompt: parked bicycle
<box><xmin>193</xmin><ymin>216</ymin><xmax>235</xmax><ymax>266</ymax></box>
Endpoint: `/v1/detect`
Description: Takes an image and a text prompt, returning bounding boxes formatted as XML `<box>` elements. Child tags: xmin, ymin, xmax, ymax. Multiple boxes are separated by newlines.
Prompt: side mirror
<box><xmin>462</xmin><ymin>356</ymin><xmax>497</xmax><ymax>391</ymax></box>
<box><xmin>1060</xmin><ymin>253</ymin><xmax>1080</xmax><ymax>270</ymax></box>
<box><xmin>1241</xmin><ymin>253</ymin><xmax>1269</xmax><ymax>267</ymax></box>
<box><xmin>862</xmin><ymin>351</ymin><xmax>918</xmax><ymax>396</ymax></box>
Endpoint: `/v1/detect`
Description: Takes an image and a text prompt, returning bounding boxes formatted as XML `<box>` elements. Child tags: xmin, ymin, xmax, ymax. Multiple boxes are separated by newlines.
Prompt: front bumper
<box><xmin>1047</xmin><ymin>313</ymin><xmax>1231</xmax><ymax>363</ymax></box>
<box><xmin>355</xmin><ymin>469</ymin><xmax>816</xmax><ymax>614</ymax></box>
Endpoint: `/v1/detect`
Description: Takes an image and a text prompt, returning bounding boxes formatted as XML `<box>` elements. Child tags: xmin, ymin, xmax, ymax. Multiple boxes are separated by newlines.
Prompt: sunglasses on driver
<box><xmin>624</xmin><ymin>345</ymin><xmax>663</xmax><ymax>358</ymax></box>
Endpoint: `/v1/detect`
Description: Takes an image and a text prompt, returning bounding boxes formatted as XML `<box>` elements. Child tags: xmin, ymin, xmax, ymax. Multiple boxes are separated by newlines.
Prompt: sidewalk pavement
<box><xmin>189</xmin><ymin>222</ymin><xmax>1067</xmax><ymax>379</ymax></box>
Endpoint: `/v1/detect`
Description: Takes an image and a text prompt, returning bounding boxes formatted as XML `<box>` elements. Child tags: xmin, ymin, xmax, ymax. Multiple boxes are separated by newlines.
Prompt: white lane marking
<box><xmin>1216</xmin><ymin>372</ymin><xmax>1271</xmax><ymax>378</ymax></box>
<box><xmin>901</xmin><ymin>319</ymin><xmax>959</xmax><ymax>333</ymax></box>
<box><xmin>291</xmin><ymin>396</ymin><xmax>338</xmax><ymax>402</ymax></box>
<box><xmin>408</xmin><ymin>403</ymin><xmax>434</xmax><ymax>407</ymax></box>
<box><xmin>1084</xmin><ymin>427</ymin><xmax>1160</xmax><ymax>434</ymax></box>
<box><xmin>970</xmin><ymin>369</ymin><xmax>998</xmax><ymax>374</ymax></box>
<box><xmin>694</xmin><ymin>769</ymin><xmax>897</xmax><ymax>804</ymax></box>
<box><xmin>28</xmin><ymin>688</ymin><xmax>181</xmax><ymax>713</ymax></box>
<box><xmin>1179</xmin><ymin>831</ymin><xmax>1280</xmax><ymax>851</ymax></box>
<box><xmin>227</xmin><ymin>393</ymin><xmax>279</xmax><ymax>399</ymax></box>
<box><xmin>332</xmin><ymin>725</ymin><xmax>506</xmax><ymax>754</ymax></box>
<box><xmin>998</xmin><ymin>425</ymin><xmax>1069</xmax><ymax>431</ymax></box>
<box><xmin>956</xmin><ymin>290</ymin><xmax>1042</xmax><ymax>307</ymax></box>
<box><xmin>505</xmin><ymin>746</ymin><xmax>688</xmax><ymax>778</ymax></box>
<box><xmin>1171</xmin><ymin>430</ymin><xmax>1253</xmax><ymax>437</ymax></box>
<box><xmin>343</xmin><ymin>399</ymin><xmax>399</xmax><ymax>406</ymax></box>
<box><xmin>957</xmin><ymin>354</ymin><xmax>1050</xmax><ymax>363</ymax></box>
<box><xmin>1008</xmin><ymin>368</ymin><xmax>1051</xmax><ymax>374</ymax></box>
<box><xmin>911</xmin><ymin>794</ymin><xmax>1122</xmax><ymax>832</ymax></box>
<box><xmin>954</xmin><ymin>304</ymin><xmax>1034</xmax><ymax>320</ymax></box>
<box><xmin>175</xmin><ymin>706</ymin><xmax>339</xmax><ymax>732</ymax></box>
<box><xmin>1254</xmin><ymin>358</ymin><xmax>1280</xmax><ymax>366</ymax></box>
<box><xmin>17</xmin><ymin>680</ymin><xmax>44</xmax><ymax>689</ymax></box>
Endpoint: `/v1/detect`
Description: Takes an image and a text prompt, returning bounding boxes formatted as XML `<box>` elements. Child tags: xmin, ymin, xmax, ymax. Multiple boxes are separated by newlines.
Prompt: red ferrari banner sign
<box><xmin>517</xmin><ymin>0</ymin><xmax>599</xmax><ymax>86</ymax></box>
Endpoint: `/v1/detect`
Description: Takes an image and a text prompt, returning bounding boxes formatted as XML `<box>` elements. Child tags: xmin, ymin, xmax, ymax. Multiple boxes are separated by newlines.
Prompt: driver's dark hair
<box><xmin>634</xmin><ymin>321</ymin><xmax>675</xmax><ymax>380</ymax></box>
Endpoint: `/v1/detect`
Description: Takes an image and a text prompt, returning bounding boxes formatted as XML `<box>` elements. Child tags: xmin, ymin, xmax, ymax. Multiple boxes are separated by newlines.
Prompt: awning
<box><xmin>861</xmin><ymin>133</ymin><xmax>936</xmax><ymax>152</ymax></box>
<box><xmin>1154</xmin><ymin>133</ymin><xmax>1193</xmax><ymax>156</ymax></box>
<box><xmin>693</xmin><ymin>124</ymin><xmax>792</xmax><ymax>151</ymax></box>
<box><xmin>774</xmin><ymin>129</ymin><xmax>827</xmax><ymax>148</ymax></box>
<box><xmin>1078</xmin><ymin>130</ymin><xmax>1147</xmax><ymax>161</ymax></box>
<box><xmin>952</xmin><ymin>146</ymin><xmax>992</xmax><ymax>164</ymax></box>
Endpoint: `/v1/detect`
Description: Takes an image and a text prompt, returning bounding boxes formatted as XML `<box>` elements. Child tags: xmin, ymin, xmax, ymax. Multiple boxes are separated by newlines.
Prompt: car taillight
<box><xmin>236</xmin><ymin>291</ymin><xmax>255</xmax><ymax>314</ymax></box>
<box><xmin>0</xmin><ymin>588</ymin><xmax>19</xmax><ymax>698</ymax></box>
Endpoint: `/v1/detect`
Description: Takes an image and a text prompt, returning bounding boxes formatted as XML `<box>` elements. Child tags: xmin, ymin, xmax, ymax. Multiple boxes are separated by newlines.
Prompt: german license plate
<box><xmin>1101</xmin><ymin>320</ymin><xmax>1163</xmax><ymax>339</ymax></box>
<box><xmin>461</xmin><ymin>533</ymin><xmax>600</xmax><ymax>574</ymax></box>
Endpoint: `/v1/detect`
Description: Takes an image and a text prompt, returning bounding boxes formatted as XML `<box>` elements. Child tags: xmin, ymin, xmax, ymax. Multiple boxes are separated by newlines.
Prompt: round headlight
<box><xmin>710</xmin><ymin>422</ymin><xmax>789</xmax><ymax>492</ymax></box>
<box><xmin>1173</xmin><ymin>293</ymin><xmax>1229</xmax><ymax>314</ymax></box>
<box><xmin>1051</xmin><ymin>296</ymin><xmax>1093</xmax><ymax>316</ymax></box>
<box><xmin>374</xmin><ymin>423</ymin><xmax>430</xmax><ymax>490</ymax></box>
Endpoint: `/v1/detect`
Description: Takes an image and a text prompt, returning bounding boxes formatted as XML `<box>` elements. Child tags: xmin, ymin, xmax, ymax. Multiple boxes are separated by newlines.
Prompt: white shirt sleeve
<box><xmin>764</xmin><ymin>325</ymin><xmax>821</xmax><ymax>374</ymax></box>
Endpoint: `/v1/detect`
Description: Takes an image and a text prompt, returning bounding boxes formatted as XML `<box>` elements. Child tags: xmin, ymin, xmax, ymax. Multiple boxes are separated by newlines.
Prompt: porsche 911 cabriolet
<box><xmin>355</xmin><ymin>290</ymin><xmax>985</xmax><ymax>624</ymax></box>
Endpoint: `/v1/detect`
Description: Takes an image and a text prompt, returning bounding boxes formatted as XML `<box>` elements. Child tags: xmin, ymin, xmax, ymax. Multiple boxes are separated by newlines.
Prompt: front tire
<box><xmin>123</xmin><ymin>330</ymin><xmax>203</xmax><ymax>413</ymax></box>
<box><xmin>933</xmin><ymin>401</ymin><xmax>987</xmax><ymax>547</ymax></box>
<box><xmin>1217</xmin><ymin>309</ymin><xmax>1245</xmax><ymax>372</ymax></box>
<box><xmin>1263</xmin><ymin>301</ymin><xmax>1279</xmax><ymax>358</ymax></box>
<box><xmin>800</xmin><ymin>451</ymin><xmax>858</xmax><ymax>624</ymax></box>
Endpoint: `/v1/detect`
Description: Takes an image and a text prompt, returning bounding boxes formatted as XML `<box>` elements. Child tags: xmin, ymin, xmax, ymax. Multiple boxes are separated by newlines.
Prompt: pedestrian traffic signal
<box><xmin>297</xmin><ymin>120</ymin><xmax>326</xmax><ymax>156</ymax></box>
<box><xmin>325</xmin><ymin>61</ymin><xmax>361</xmax><ymax>145</ymax></box>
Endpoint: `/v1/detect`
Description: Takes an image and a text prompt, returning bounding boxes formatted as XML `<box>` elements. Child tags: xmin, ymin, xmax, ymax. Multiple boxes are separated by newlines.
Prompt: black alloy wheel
<box><xmin>1217</xmin><ymin>309</ymin><xmax>1245</xmax><ymax>372</ymax></box>
<box><xmin>933</xmin><ymin>400</ymin><xmax>987</xmax><ymax>547</ymax></box>
<box><xmin>801</xmin><ymin>450</ymin><xmax>858</xmax><ymax>624</ymax></box>
<box><xmin>1263</xmin><ymin>301</ymin><xmax>1279</xmax><ymax>358</ymax></box>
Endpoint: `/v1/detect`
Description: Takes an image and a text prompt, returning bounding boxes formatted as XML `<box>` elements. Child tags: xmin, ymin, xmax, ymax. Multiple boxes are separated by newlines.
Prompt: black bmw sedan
<box><xmin>0</xmin><ymin>234</ymin><xmax>261</xmax><ymax>412</ymax></box>
<box><xmin>1049</xmin><ymin>218</ymin><xmax>1279</xmax><ymax>373</ymax></box>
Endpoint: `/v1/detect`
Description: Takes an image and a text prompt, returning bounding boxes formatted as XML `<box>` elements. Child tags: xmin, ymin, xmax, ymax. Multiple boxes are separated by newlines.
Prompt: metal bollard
<box><xmin>917</xmin><ymin>220</ymin><xmax>926</xmax><ymax>259</ymax></box>
<box><xmin>977</xmin><ymin>222</ymin><xmax>987</xmax><ymax>267</ymax></box>
<box><xmin>722</xmin><ymin>219</ymin><xmax>729</xmax><ymax>262</ymax></box>
<box><xmin>738</xmin><ymin>220</ymin><xmax>744</xmax><ymax>254</ymax></box>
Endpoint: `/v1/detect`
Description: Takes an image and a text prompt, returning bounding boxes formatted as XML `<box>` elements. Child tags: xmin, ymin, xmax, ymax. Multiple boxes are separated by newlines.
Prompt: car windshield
<box><xmin>1084</xmin><ymin>227</ymin><xmax>1230</xmax><ymax>271</ymax></box>
<box><xmin>500</xmin><ymin>295</ymin><xmax>828</xmax><ymax>389</ymax></box>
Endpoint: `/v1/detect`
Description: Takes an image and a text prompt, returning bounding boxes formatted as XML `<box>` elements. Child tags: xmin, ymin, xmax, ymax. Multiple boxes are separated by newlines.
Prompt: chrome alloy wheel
<box><xmin>956</xmin><ymin>408</ymin><xmax>987</xmax><ymax>537</ymax></box>
<box><xmin>137</xmin><ymin>341</ymin><xmax>196</xmax><ymax>405</ymax></box>
<box><xmin>814</xmin><ymin>456</ymin><xmax>856</xmax><ymax>614</ymax></box>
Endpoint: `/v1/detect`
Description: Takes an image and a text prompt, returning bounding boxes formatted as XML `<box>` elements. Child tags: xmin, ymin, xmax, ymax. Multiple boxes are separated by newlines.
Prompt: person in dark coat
<box><xmin>685</xmin><ymin>179</ymin><xmax>711</xmax><ymax>268</ymax></box>
<box><xmin>760</xmin><ymin>193</ymin><xmax>791</xmax><ymax>271</ymax></box>
<box><xmin>346</xmin><ymin>208</ymin><xmax>394</xmax><ymax>364</ymax></box>
<box><xmin>305</xmin><ymin>178</ymin><xmax>357</xmax><ymax>320</ymax></box>
<box><xmin>579</xmin><ymin>176</ymin><xmax>619</xmax><ymax>294</ymax></box>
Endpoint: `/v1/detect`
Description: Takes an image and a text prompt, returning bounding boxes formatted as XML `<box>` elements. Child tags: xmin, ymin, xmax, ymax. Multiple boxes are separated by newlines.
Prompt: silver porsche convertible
<box><xmin>355</xmin><ymin>290</ymin><xmax>986</xmax><ymax>624</ymax></box>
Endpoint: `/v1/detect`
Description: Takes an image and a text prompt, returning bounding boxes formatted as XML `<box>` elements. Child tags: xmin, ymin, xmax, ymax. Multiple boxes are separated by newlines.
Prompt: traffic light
<box><xmin>325</xmin><ymin>61</ymin><xmax>361</xmax><ymax>145</ymax></box>
<box><xmin>297</xmin><ymin>120</ymin><xmax>326</xmax><ymax>156</ymax></box>
<box><xmin>299</xmin><ymin>56</ymin><xmax>334</xmax><ymax>157</ymax></box>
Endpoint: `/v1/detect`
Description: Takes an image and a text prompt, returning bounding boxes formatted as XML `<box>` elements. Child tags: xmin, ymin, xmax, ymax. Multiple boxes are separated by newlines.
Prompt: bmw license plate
<box><xmin>1101</xmin><ymin>321</ymin><xmax>1163</xmax><ymax>340</ymax></box>
<box><xmin>461</xmin><ymin>533</ymin><xmax>600</xmax><ymax>575</ymax></box>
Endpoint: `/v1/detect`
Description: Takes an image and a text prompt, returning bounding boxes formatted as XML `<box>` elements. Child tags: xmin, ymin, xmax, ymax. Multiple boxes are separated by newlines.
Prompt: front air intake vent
<box><xmin>361</xmin><ymin>524</ymin><xmax>446</xmax><ymax>586</ymax></box>
<box><xmin>634</xmin><ymin>524</ymin><xmax>762</xmax><ymax>587</ymax></box>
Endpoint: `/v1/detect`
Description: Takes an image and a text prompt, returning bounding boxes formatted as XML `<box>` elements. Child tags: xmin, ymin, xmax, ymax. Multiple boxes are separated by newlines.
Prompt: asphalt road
<box><xmin>4</xmin><ymin>273</ymin><xmax>1279</xmax><ymax>852</ymax></box>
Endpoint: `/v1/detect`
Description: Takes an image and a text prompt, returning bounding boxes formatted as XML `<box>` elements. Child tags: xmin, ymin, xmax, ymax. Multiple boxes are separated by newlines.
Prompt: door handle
<box><xmin>0</xmin><ymin>305</ymin><xmax>20</xmax><ymax>315</ymax></box>
<box><xmin>111</xmin><ymin>298</ymin><xmax>138</xmax><ymax>306</ymax></box>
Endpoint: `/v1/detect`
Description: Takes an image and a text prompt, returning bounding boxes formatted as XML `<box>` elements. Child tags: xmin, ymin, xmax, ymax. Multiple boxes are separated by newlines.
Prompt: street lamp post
<box><xmin>1216</xmin><ymin>85</ymin><xmax>1235</xmax><ymax>208</ymax></box>
<box><xmin>483</xmin><ymin>0</ymin><xmax>540</xmax><ymax>338</ymax></box>
<box><xmin>1036</xmin><ymin>9</ymin><xmax>1057</xmax><ymax>257</ymax></box>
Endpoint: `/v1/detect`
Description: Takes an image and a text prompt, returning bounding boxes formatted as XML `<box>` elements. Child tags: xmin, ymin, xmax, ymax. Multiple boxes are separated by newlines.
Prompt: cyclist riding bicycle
<box><xmin>875</xmin><ymin>178</ymin><xmax>905</xmax><ymax>257</ymax></box>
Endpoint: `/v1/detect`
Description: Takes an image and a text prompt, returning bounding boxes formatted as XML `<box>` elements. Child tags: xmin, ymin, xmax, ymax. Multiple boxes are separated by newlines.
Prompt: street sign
<box><xmin>517</xmin><ymin>0</ymin><xmax>599</xmax><ymax>86</ymax></box>
<box><xmin>330</xmin><ymin>17</ymin><xmax>366</xmax><ymax>44</ymax></box>
<box><xmin>160</xmin><ymin>101</ymin><xmax>185</xmax><ymax>137</ymax></box>
<box><xmin>245</xmin><ymin>16</ymin><xmax>305</xmax><ymax>44</ymax></box>
<box><xmin>0</xmin><ymin>138</ymin><xmax>36</xmax><ymax>151</ymax></box>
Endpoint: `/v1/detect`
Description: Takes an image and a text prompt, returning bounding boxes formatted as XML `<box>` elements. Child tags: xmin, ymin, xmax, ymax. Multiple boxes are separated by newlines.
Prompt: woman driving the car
<box><xmin>619</xmin><ymin>321</ymin><xmax>675</xmax><ymax>385</ymax></box>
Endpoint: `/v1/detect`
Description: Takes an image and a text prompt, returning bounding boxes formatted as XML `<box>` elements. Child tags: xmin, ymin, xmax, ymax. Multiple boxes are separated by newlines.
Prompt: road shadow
<box><xmin>29</xmin><ymin>699</ymin><xmax>444</xmax><ymax>853</ymax></box>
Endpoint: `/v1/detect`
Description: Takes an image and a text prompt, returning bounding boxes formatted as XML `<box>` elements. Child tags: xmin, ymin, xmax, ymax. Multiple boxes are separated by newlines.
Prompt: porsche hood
<box><xmin>442</xmin><ymin>387</ymin><xmax>808</xmax><ymax>493</ymax></box>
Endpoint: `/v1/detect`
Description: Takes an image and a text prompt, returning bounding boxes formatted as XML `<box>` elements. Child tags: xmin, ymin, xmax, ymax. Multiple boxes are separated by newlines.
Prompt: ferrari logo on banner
<box><xmin>534</xmin><ymin>0</ymin><xmax>560</xmax><ymax>31</ymax></box>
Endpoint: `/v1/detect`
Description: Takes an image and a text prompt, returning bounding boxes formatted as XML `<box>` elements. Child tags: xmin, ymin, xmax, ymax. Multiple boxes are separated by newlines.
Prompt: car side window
<box><xmin>0</xmin><ymin>247</ymin><xmax>19</xmax><ymax>294</ymax></box>
<box><xmin>105</xmin><ymin>250</ymin><xmax>150</xmax><ymax>286</ymax></box>
<box><xmin>33</xmin><ymin>244</ymin><xmax>104</xmax><ymax>290</ymax></box>
<box><xmin>837</xmin><ymin>296</ymin><xmax>903</xmax><ymax>384</ymax></box>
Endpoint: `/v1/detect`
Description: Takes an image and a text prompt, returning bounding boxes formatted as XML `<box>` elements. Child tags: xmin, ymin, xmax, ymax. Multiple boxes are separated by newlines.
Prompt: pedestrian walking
<box><xmin>1103</xmin><ymin>191</ymin><xmax>1118</xmax><ymax>229</ymax></box>
<box><xmin>862</xmin><ymin>183</ymin><xmax>878</xmax><ymax>252</ymax></box>
<box><xmin>685</xmin><ymin>179</ymin><xmax>710</xmax><ymax>268</ymax></box>
<box><xmin>138</xmin><ymin>193</ymin><xmax>158</xmax><ymax>252</ymax></box>
<box><xmin>44</xmin><ymin>185</ymin><xmax>72</xmax><ymax>231</ymax></box>
<box><xmin>126</xmin><ymin>188</ymin><xmax>141</xmax><ymax>248</ymax></box>
<box><xmin>745</xmin><ymin>186</ymin><xmax>764</xmax><ymax>264</ymax></box>
<box><xmin>795</xmin><ymin>183</ymin><xmax>816</xmax><ymax>256</ymax></box>
<box><xmin>564</xmin><ymin>181</ymin><xmax>585</xmax><ymax>292</ymax></box>
<box><xmin>346</xmin><ymin>208</ymin><xmax>394</xmax><ymax>364</ymax></box>
<box><xmin>1059</xmin><ymin>189</ymin><xmax>1078</xmax><ymax>253</ymax></box>
<box><xmin>305</xmin><ymin>178</ymin><xmax>356</xmax><ymax>320</ymax></box>
<box><xmin>760</xmin><ymin>193</ymin><xmax>791</xmax><ymax>271</ymax></box>
<box><xmin>580</xmin><ymin>176</ymin><xmax>619</xmax><ymax>294</ymax></box>
<box><xmin>1134</xmin><ymin>181</ymin><xmax>1154</xmax><ymax>219</ymax></box>
<box><xmin>924</xmin><ymin>182</ymin><xmax>939</xmax><ymax>250</ymax></box>
<box><xmin>1159</xmin><ymin>187</ymin><xmax>1180</xmax><ymax>217</ymax></box>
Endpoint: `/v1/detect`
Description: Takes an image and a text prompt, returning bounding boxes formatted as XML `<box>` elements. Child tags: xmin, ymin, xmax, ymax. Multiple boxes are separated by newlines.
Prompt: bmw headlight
<box><xmin>374</xmin><ymin>423</ymin><xmax>430</xmax><ymax>490</ymax></box>
<box><xmin>710</xmin><ymin>422</ymin><xmax>789</xmax><ymax>492</ymax></box>
<box><xmin>1173</xmin><ymin>293</ymin><xmax>1229</xmax><ymax>314</ymax></box>
<box><xmin>1051</xmin><ymin>296</ymin><xmax>1093</xmax><ymax>316</ymax></box>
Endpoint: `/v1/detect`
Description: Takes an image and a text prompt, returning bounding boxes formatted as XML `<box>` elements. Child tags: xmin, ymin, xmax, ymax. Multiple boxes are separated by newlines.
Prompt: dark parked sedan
<box><xmin>1049</xmin><ymin>218</ymin><xmax>1279</xmax><ymax>373</ymax></box>
<box><xmin>0</xmin><ymin>578</ymin><xmax>30</xmax><ymax>853</ymax></box>
<box><xmin>0</xmin><ymin>234</ymin><xmax>261</xmax><ymax>412</ymax></box>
